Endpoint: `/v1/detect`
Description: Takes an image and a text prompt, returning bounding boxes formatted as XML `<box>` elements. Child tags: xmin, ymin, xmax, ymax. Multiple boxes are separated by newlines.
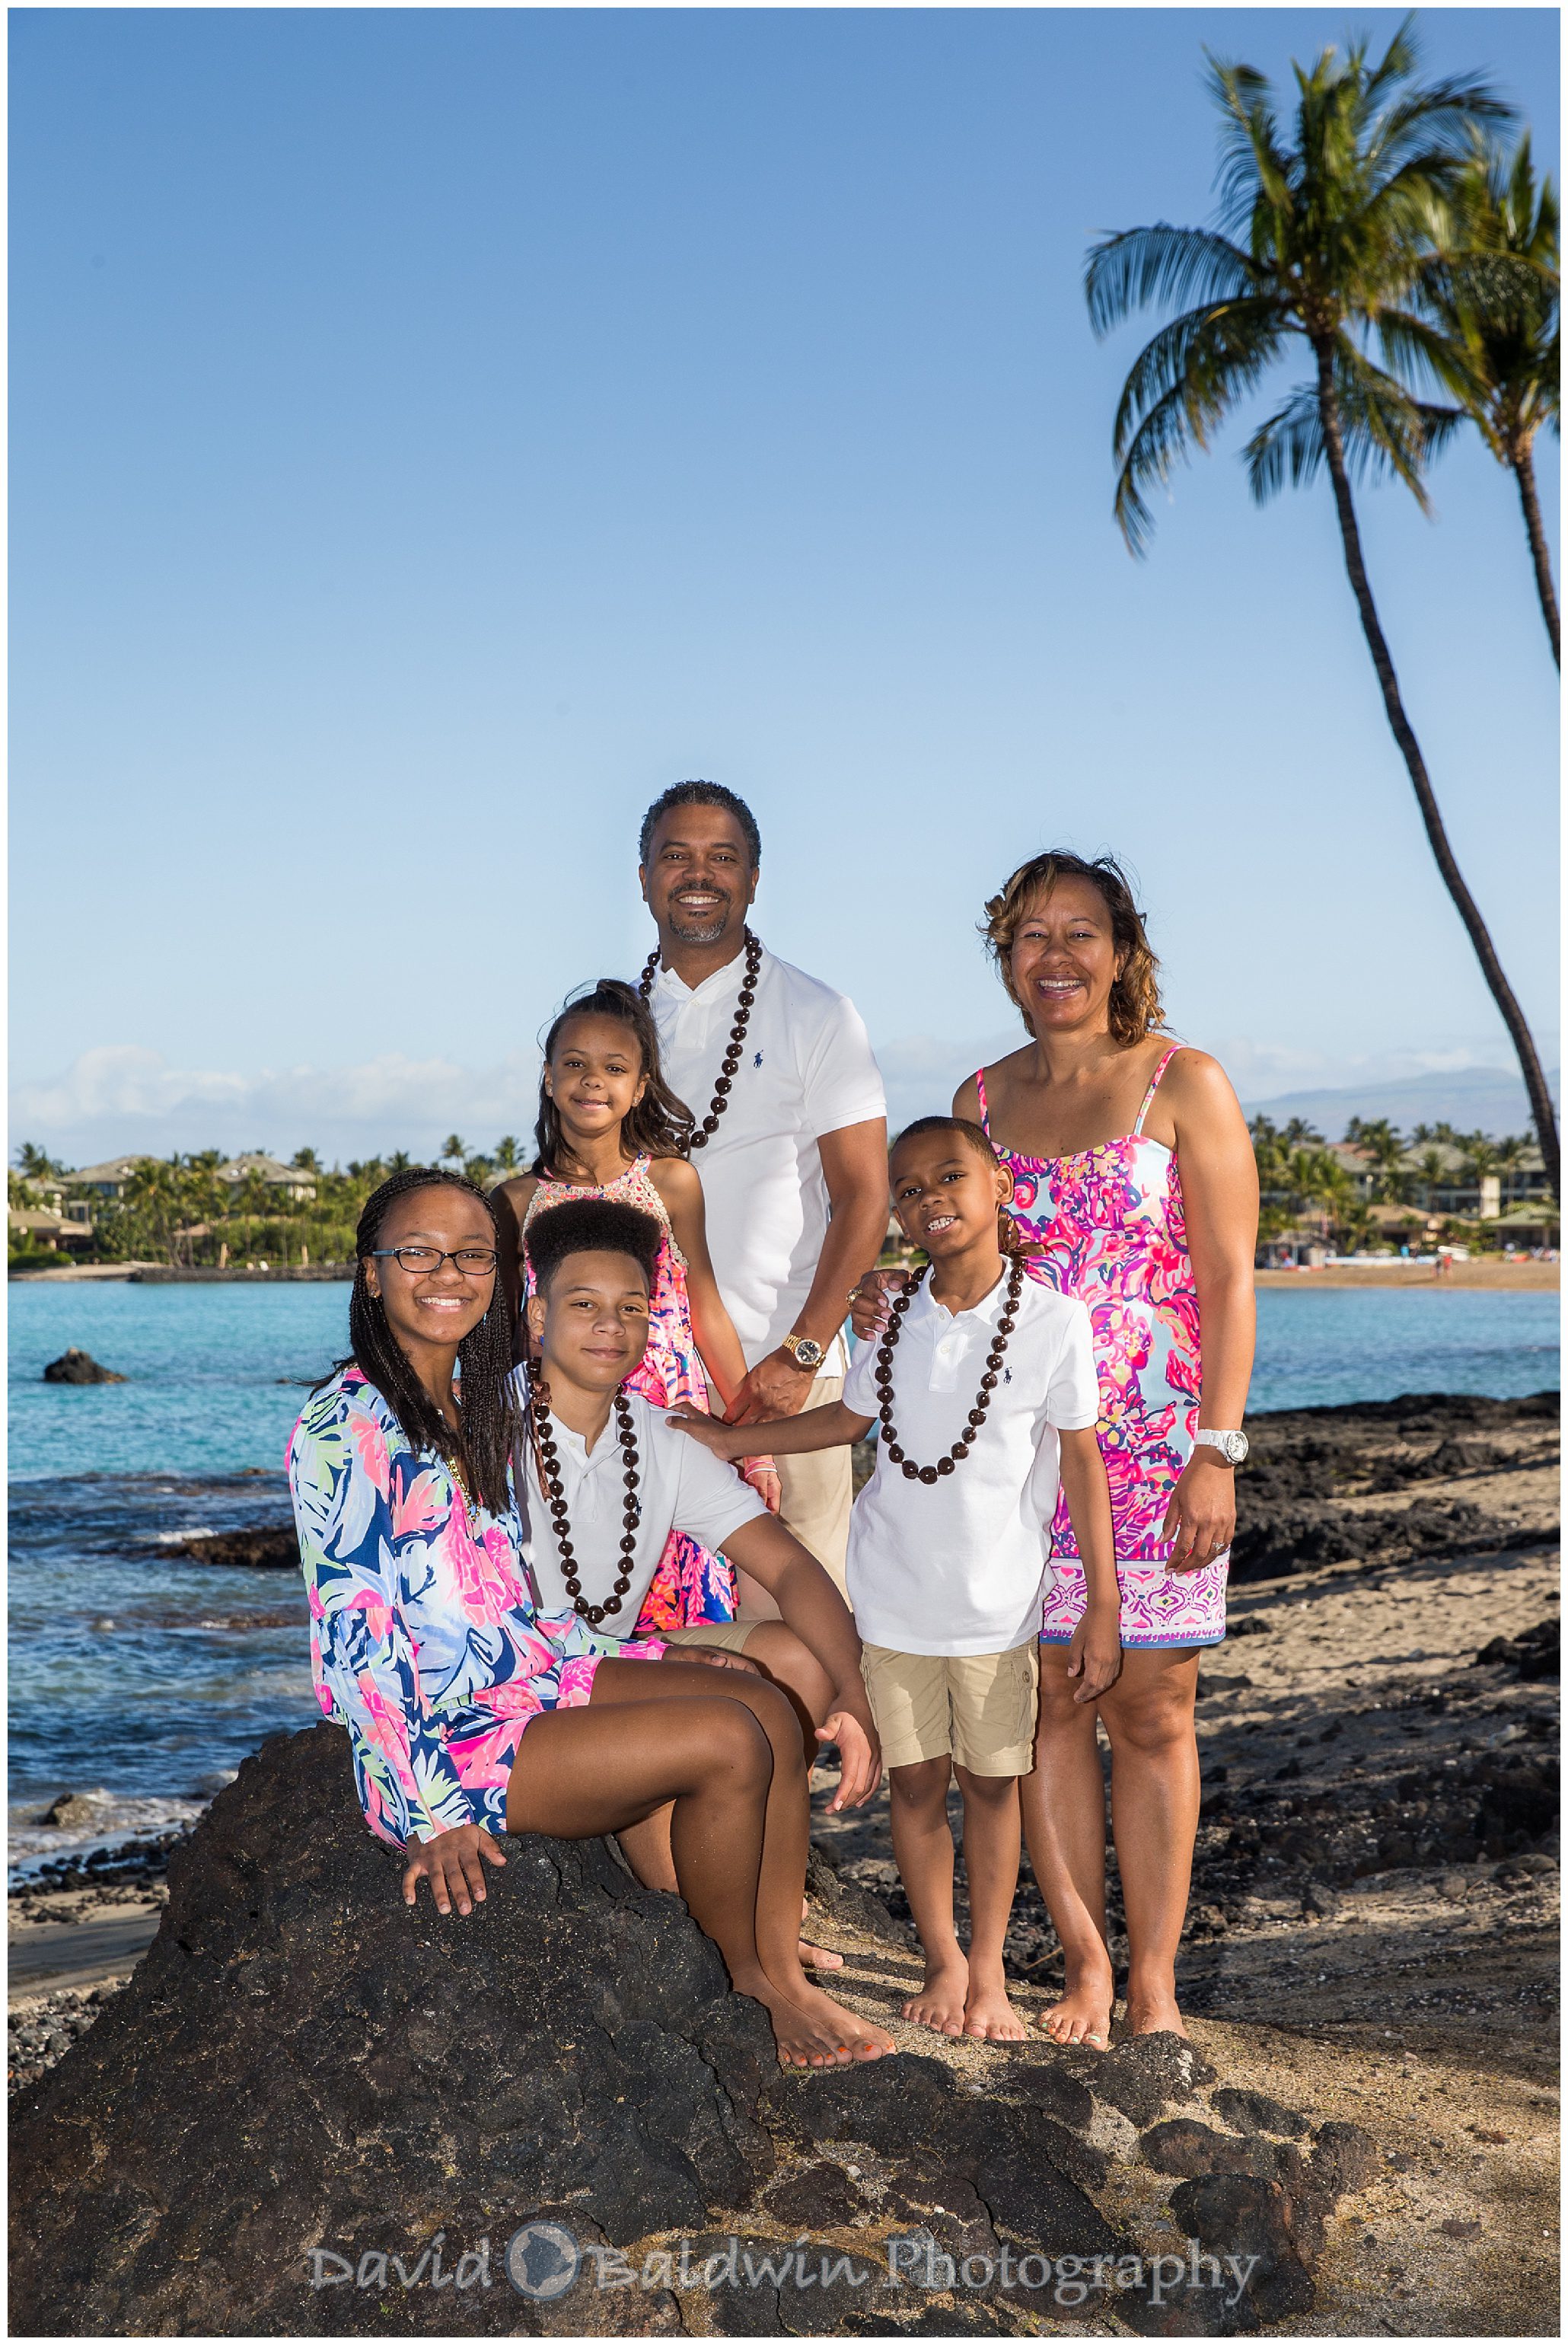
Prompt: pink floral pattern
<box><xmin>977</xmin><ymin>1050</ymin><xmax>1227</xmax><ymax>1649</ymax></box>
<box><xmin>524</xmin><ymin>1156</ymin><xmax>736</xmax><ymax>1629</ymax></box>
<box><xmin>288</xmin><ymin>1367</ymin><xmax>665</xmax><ymax>1847</ymax></box>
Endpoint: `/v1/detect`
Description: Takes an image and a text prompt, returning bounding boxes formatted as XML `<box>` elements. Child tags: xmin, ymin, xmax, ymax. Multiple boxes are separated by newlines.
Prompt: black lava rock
<box><xmin>42</xmin><ymin>1347</ymin><xmax>126</xmax><ymax>1385</ymax></box>
<box><xmin>1212</xmin><ymin>2088</ymin><xmax>1310</xmax><ymax>2140</ymax></box>
<box><xmin>1087</xmin><ymin>2031</ymin><xmax>1216</xmax><ymax>2129</ymax></box>
<box><xmin>9</xmin><ymin>1724</ymin><xmax>779</xmax><ymax>2334</ymax></box>
<box><xmin>1477</xmin><ymin>1618</ymin><xmax>1560</xmax><ymax>1681</ymax></box>
<box><xmin>164</xmin><ymin>1526</ymin><xmax>300</xmax><ymax>1569</ymax></box>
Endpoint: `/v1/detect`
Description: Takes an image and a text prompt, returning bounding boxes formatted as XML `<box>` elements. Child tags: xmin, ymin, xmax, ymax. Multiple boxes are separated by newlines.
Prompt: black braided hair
<box><xmin>336</xmin><ymin>1167</ymin><xmax>521</xmax><ymax>1516</ymax></box>
<box><xmin>524</xmin><ymin>1196</ymin><xmax>663</xmax><ymax>1295</ymax></box>
<box><xmin>532</xmin><ymin>979</ymin><xmax>695</xmax><ymax>1175</ymax></box>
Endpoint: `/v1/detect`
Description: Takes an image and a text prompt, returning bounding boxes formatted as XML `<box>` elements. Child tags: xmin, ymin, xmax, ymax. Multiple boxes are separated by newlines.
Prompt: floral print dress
<box><xmin>976</xmin><ymin>1045</ymin><xmax>1227</xmax><ymax>1649</ymax></box>
<box><xmin>288</xmin><ymin>1367</ymin><xmax>664</xmax><ymax>1846</ymax></box>
<box><xmin>523</xmin><ymin>1156</ymin><xmax>737</xmax><ymax>1630</ymax></box>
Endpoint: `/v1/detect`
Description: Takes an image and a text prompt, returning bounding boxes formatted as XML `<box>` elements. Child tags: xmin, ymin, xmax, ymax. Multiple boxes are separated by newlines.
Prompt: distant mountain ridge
<box><xmin>1240</xmin><ymin>1066</ymin><xmax>1560</xmax><ymax>1143</ymax></box>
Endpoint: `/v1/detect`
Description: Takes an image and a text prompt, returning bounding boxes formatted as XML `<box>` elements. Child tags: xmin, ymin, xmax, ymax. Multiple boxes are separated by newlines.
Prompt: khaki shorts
<box><xmin>860</xmin><ymin>1640</ymin><xmax>1040</xmax><ymax>1776</ymax></box>
<box><xmin>659</xmin><ymin>1621</ymin><xmax>758</xmax><ymax>1655</ymax></box>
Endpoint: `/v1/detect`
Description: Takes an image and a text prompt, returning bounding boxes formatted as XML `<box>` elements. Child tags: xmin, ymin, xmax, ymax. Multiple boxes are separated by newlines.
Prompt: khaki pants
<box><xmin>735</xmin><ymin>1374</ymin><xmax>852</xmax><ymax>1619</ymax></box>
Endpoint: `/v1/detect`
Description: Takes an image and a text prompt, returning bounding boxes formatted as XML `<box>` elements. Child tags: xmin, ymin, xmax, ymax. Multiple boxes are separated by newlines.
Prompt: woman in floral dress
<box><xmin>289</xmin><ymin>1165</ymin><xmax>890</xmax><ymax>2069</ymax></box>
<box><xmin>857</xmin><ymin>851</ymin><xmax>1257</xmax><ymax>2048</ymax></box>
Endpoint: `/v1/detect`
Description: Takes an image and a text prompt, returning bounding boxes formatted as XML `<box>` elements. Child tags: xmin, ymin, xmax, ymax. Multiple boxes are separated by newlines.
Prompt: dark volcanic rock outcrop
<box><xmin>163</xmin><ymin>1524</ymin><xmax>299</xmax><ymax>1569</ymax></box>
<box><xmin>1229</xmin><ymin>1390</ymin><xmax>1558</xmax><ymax>1583</ymax></box>
<box><xmin>11</xmin><ymin>1730</ymin><xmax>1385</xmax><ymax>2337</ymax></box>
<box><xmin>10</xmin><ymin>1726</ymin><xmax>779</xmax><ymax>2334</ymax></box>
<box><xmin>42</xmin><ymin>1347</ymin><xmax>126</xmax><ymax>1385</ymax></box>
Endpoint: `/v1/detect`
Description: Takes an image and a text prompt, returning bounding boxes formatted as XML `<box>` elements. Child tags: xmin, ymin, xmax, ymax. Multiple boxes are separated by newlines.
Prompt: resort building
<box><xmin>212</xmin><ymin>1155</ymin><xmax>318</xmax><ymax>1204</ymax></box>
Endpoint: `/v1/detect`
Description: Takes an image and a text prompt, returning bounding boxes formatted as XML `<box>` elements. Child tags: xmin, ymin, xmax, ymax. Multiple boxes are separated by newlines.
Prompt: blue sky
<box><xmin>11</xmin><ymin>6</ymin><xmax>1560</xmax><ymax>1163</ymax></box>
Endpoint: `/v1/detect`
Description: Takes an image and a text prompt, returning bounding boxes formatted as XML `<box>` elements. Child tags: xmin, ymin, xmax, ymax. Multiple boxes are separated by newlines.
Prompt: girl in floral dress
<box><xmin>494</xmin><ymin>980</ymin><xmax>776</xmax><ymax>1635</ymax></box>
<box><xmin>288</xmin><ymin>1166</ymin><xmax>890</xmax><ymax>2069</ymax></box>
<box><xmin>856</xmin><ymin>852</ymin><xmax>1258</xmax><ymax>2049</ymax></box>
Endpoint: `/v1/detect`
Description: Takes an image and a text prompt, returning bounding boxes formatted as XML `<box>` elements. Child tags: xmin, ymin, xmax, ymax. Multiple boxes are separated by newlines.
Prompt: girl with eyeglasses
<box><xmin>287</xmin><ymin>1166</ymin><xmax>891</xmax><ymax>2070</ymax></box>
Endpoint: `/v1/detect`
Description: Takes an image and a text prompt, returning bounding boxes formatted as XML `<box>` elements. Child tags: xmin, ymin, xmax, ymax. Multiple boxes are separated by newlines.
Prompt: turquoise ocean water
<box><xmin>8</xmin><ymin>1278</ymin><xmax>1560</xmax><ymax>1860</ymax></box>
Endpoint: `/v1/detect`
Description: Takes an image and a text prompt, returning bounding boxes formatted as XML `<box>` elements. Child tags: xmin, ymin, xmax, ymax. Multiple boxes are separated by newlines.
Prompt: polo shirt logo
<box><xmin>753</xmin><ymin>1051</ymin><xmax>763</xmax><ymax>1067</ymax></box>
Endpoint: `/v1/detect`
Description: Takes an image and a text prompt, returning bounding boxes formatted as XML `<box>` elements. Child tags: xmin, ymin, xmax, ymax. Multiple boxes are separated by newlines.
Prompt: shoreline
<box><xmin>10</xmin><ymin>1263</ymin><xmax>352</xmax><ymax>1284</ymax></box>
<box><xmin>14</xmin><ymin>1261</ymin><xmax>1560</xmax><ymax>1289</ymax></box>
<box><xmin>1255</xmin><ymin>1259</ymin><xmax>1557</xmax><ymax>1289</ymax></box>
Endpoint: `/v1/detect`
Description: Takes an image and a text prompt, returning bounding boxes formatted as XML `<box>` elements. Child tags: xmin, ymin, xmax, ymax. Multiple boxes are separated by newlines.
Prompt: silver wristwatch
<box><xmin>1194</xmin><ymin>1428</ymin><xmax>1248</xmax><ymax>1465</ymax></box>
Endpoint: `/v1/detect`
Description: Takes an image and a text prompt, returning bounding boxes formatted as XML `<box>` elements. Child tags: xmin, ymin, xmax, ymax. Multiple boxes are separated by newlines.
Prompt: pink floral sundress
<box><xmin>523</xmin><ymin>1156</ymin><xmax>737</xmax><ymax>1630</ymax></box>
<box><xmin>976</xmin><ymin>1045</ymin><xmax>1228</xmax><ymax>1649</ymax></box>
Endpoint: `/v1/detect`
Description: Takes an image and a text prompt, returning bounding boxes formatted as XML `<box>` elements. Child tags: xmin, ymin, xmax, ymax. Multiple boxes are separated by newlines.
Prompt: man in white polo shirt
<box><xmin>637</xmin><ymin>780</ymin><xmax>888</xmax><ymax>1610</ymax></box>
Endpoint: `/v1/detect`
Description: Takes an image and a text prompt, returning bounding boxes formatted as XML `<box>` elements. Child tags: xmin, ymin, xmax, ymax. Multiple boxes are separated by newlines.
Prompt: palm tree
<box><xmin>1347</xmin><ymin>1115</ymin><xmax>1407</xmax><ymax>1198</ymax></box>
<box><xmin>492</xmin><ymin>1135</ymin><xmax>523</xmax><ymax>1176</ymax></box>
<box><xmin>1085</xmin><ymin>17</ymin><xmax>1560</xmax><ymax>1195</ymax></box>
<box><xmin>1493</xmin><ymin>1131</ymin><xmax>1528</xmax><ymax>1211</ymax></box>
<box><xmin>440</xmin><ymin>1134</ymin><xmax>467</xmax><ymax>1170</ymax></box>
<box><xmin>1418</xmin><ymin>134</ymin><xmax>1560</xmax><ymax>662</ymax></box>
<box><xmin>15</xmin><ymin>1142</ymin><xmax>69</xmax><ymax>1183</ymax></box>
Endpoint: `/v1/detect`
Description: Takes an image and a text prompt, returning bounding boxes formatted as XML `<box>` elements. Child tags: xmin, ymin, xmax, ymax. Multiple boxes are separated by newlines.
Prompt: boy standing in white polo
<box><xmin>671</xmin><ymin>1115</ymin><xmax>1120</xmax><ymax>2042</ymax></box>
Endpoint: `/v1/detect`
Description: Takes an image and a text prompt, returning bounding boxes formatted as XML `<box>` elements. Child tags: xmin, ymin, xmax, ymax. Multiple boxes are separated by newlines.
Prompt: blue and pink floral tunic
<box><xmin>288</xmin><ymin>1367</ymin><xmax>662</xmax><ymax>1846</ymax></box>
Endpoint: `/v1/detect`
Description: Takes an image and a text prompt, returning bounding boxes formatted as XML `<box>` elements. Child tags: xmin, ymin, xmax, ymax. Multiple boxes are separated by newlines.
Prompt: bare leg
<box><xmin>1021</xmin><ymin>1651</ymin><xmax>1114</xmax><ymax>2049</ymax></box>
<box><xmin>1098</xmin><ymin>1649</ymin><xmax>1200</xmax><ymax>2037</ymax></box>
<box><xmin>585</xmin><ymin>1658</ymin><xmax>892</xmax><ymax>2060</ymax></box>
<box><xmin>617</xmin><ymin>1626</ymin><xmax>844</xmax><ymax>1968</ymax></box>
<box><xmin>888</xmin><ymin>1756</ymin><xmax>969</xmax><ymax>2034</ymax></box>
<box><xmin>953</xmin><ymin>1766</ymin><xmax>1029</xmax><ymax>2040</ymax></box>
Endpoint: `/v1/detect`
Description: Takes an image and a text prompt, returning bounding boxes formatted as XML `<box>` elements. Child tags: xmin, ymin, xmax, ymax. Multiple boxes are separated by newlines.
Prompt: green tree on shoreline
<box><xmin>1085</xmin><ymin>15</ymin><xmax>1560</xmax><ymax>1195</ymax></box>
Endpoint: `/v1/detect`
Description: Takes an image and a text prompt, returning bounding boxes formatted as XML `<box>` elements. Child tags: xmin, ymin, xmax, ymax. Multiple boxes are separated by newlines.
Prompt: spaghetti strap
<box><xmin>1133</xmin><ymin>1045</ymin><xmax>1181</xmax><ymax>1137</ymax></box>
<box><xmin>974</xmin><ymin>1067</ymin><xmax>991</xmax><ymax>1135</ymax></box>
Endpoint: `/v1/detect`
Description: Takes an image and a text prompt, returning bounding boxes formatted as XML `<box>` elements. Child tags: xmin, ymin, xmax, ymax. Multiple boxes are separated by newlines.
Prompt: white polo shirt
<box><xmin>646</xmin><ymin>943</ymin><xmax>886</xmax><ymax>1370</ymax></box>
<box><xmin>840</xmin><ymin>1270</ymin><xmax>1099</xmax><ymax>1656</ymax></box>
<box><xmin>517</xmin><ymin>1386</ymin><xmax>766</xmax><ymax>1623</ymax></box>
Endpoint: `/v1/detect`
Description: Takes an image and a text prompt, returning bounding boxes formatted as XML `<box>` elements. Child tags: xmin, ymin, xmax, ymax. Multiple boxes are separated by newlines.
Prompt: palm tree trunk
<box><xmin>1312</xmin><ymin>341</ymin><xmax>1560</xmax><ymax>1195</ymax></box>
<box><xmin>1512</xmin><ymin>442</ymin><xmax>1560</xmax><ymax>668</ymax></box>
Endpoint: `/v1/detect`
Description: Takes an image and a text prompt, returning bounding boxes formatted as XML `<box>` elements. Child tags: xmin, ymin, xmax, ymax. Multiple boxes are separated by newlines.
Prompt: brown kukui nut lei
<box><xmin>530</xmin><ymin>1376</ymin><xmax>642</xmax><ymax>1625</ymax></box>
<box><xmin>874</xmin><ymin>1252</ymin><xmax>1027</xmax><ymax>1483</ymax></box>
<box><xmin>639</xmin><ymin>929</ymin><xmax>763</xmax><ymax>1151</ymax></box>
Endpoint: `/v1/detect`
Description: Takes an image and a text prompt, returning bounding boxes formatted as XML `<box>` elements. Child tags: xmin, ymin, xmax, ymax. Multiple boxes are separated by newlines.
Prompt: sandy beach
<box><xmin>1256</xmin><ymin>1260</ymin><xmax>1558</xmax><ymax>1290</ymax></box>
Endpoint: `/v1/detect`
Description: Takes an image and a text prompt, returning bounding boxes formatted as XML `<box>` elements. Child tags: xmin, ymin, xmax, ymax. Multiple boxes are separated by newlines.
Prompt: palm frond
<box><xmin>1110</xmin><ymin>299</ymin><xmax>1288</xmax><ymax>552</ymax></box>
<box><xmin>1109</xmin><ymin>295</ymin><xmax>1283</xmax><ymax>459</ymax></box>
<box><xmin>1244</xmin><ymin>385</ymin><xmax>1325</xmax><ymax>499</ymax></box>
<box><xmin>1085</xmin><ymin>224</ymin><xmax>1258</xmax><ymax>337</ymax></box>
<box><xmin>1244</xmin><ymin>345</ymin><xmax>1461</xmax><ymax>505</ymax></box>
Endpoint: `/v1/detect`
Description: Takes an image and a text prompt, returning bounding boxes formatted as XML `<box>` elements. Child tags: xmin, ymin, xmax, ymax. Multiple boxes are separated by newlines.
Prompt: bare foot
<box><xmin>903</xmin><ymin>1955</ymin><xmax>970</xmax><ymax>2037</ymax></box>
<box><xmin>963</xmin><ymin>1976</ymin><xmax>1031</xmax><ymax>2041</ymax></box>
<box><xmin>1041</xmin><ymin>1972</ymin><xmax>1114</xmax><ymax>2050</ymax></box>
<box><xmin>754</xmin><ymin>1975</ymin><xmax>894</xmax><ymax>2068</ymax></box>
<box><xmin>1124</xmin><ymin>1983</ymin><xmax>1187</xmax><ymax>2038</ymax></box>
<box><xmin>799</xmin><ymin>1897</ymin><xmax>844</xmax><ymax>1970</ymax></box>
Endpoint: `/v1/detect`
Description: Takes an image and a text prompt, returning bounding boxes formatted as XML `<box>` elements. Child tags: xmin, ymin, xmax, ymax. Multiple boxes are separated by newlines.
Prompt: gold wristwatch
<box><xmin>782</xmin><ymin>1332</ymin><xmax>826</xmax><ymax>1371</ymax></box>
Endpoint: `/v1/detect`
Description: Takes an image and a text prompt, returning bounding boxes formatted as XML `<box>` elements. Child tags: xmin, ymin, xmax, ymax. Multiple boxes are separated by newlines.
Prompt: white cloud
<box><xmin>12</xmin><ymin>1023</ymin><xmax>1558</xmax><ymax>1170</ymax></box>
<box><xmin>10</xmin><ymin>1045</ymin><xmax>544</xmax><ymax>1167</ymax></box>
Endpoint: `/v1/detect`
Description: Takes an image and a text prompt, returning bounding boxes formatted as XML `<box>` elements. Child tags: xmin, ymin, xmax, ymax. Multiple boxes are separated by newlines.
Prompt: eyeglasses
<box><xmin>369</xmin><ymin>1247</ymin><xmax>499</xmax><ymax>1277</ymax></box>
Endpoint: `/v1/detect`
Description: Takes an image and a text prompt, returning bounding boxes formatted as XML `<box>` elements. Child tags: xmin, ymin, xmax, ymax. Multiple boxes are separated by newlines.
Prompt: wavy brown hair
<box><xmin>981</xmin><ymin>850</ymin><xmax>1165</xmax><ymax>1048</ymax></box>
<box><xmin>532</xmin><ymin>979</ymin><xmax>695</xmax><ymax>1175</ymax></box>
